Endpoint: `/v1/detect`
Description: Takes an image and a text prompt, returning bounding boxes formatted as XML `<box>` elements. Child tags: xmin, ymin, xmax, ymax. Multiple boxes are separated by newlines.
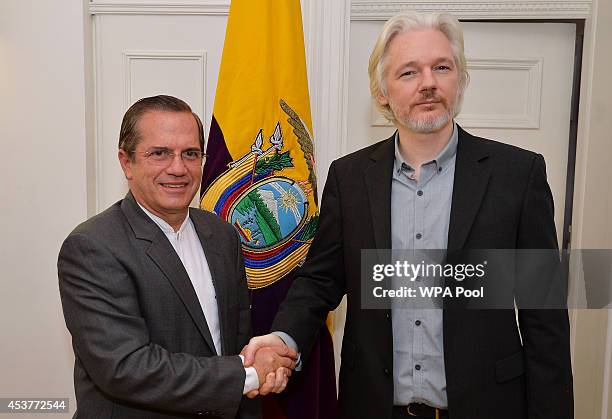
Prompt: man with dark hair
<box><xmin>118</xmin><ymin>95</ymin><xmax>205</xmax><ymax>155</ymax></box>
<box><xmin>58</xmin><ymin>95</ymin><xmax>296</xmax><ymax>419</ymax></box>
<box><xmin>242</xmin><ymin>11</ymin><xmax>573</xmax><ymax>419</ymax></box>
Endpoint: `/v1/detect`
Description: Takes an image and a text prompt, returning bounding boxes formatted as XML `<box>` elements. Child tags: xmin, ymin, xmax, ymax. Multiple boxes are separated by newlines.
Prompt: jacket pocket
<box><xmin>495</xmin><ymin>350</ymin><xmax>525</xmax><ymax>383</ymax></box>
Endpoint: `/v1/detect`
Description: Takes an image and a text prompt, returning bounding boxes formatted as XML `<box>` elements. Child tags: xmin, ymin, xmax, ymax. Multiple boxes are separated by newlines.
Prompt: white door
<box><xmin>92</xmin><ymin>12</ymin><xmax>229</xmax><ymax>211</ymax></box>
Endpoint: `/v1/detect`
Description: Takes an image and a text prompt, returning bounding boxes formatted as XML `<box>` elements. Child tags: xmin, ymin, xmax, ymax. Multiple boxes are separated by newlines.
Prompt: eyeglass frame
<box><xmin>132</xmin><ymin>147</ymin><xmax>208</xmax><ymax>166</ymax></box>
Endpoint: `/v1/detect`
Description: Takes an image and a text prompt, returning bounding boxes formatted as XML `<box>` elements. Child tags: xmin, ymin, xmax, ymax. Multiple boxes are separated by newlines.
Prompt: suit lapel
<box><xmin>190</xmin><ymin>209</ymin><xmax>231</xmax><ymax>356</ymax></box>
<box><xmin>443</xmin><ymin>128</ymin><xmax>492</xmax><ymax>363</ymax></box>
<box><xmin>447</xmin><ymin>127</ymin><xmax>492</xmax><ymax>250</ymax></box>
<box><xmin>364</xmin><ymin>135</ymin><xmax>395</xmax><ymax>251</ymax></box>
<box><xmin>364</xmin><ymin>136</ymin><xmax>395</xmax><ymax>342</ymax></box>
<box><xmin>121</xmin><ymin>193</ymin><xmax>218</xmax><ymax>355</ymax></box>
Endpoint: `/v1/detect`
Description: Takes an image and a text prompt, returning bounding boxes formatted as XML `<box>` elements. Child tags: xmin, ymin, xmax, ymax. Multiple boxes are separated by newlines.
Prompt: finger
<box><xmin>242</xmin><ymin>339</ymin><xmax>264</xmax><ymax>366</ymax></box>
<box><xmin>286</xmin><ymin>347</ymin><xmax>298</xmax><ymax>359</ymax></box>
<box><xmin>271</xmin><ymin>368</ymin><xmax>285</xmax><ymax>393</ymax></box>
<box><xmin>271</xmin><ymin>344</ymin><xmax>298</xmax><ymax>360</ymax></box>
<box><xmin>276</xmin><ymin>355</ymin><xmax>297</xmax><ymax>370</ymax></box>
<box><xmin>271</xmin><ymin>368</ymin><xmax>289</xmax><ymax>393</ymax></box>
<box><xmin>246</xmin><ymin>390</ymin><xmax>259</xmax><ymax>399</ymax></box>
<box><xmin>259</xmin><ymin>372</ymin><xmax>276</xmax><ymax>396</ymax></box>
<box><xmin>244</xmin><ymin>335</ymin><xmax>287</xmax><ymax>365</ymax></box>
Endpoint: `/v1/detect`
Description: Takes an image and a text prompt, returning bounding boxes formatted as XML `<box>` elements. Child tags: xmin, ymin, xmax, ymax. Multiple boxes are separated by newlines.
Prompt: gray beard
<box><xmin>390</xmin><ymin>89</ymin><xmax>461</xmax><ymax>134</ymax></box>
<box><xmin>400</xmin><ymin>110</ymin><xmax>452</xmax><ymax>133</ymax></box>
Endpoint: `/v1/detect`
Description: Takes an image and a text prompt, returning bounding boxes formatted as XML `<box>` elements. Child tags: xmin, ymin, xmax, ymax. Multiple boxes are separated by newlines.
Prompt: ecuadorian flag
<box><xmin>200</xmin><ymin>1</ymin><xmax>337</xmax><ymax>417</ymax></box>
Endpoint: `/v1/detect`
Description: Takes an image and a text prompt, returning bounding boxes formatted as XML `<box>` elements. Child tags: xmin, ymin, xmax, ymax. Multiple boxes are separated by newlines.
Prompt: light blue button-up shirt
<box><xmin>390</xmin><ymin>123</ymin><xmax>458</xmax><ymax>408</ymax></box>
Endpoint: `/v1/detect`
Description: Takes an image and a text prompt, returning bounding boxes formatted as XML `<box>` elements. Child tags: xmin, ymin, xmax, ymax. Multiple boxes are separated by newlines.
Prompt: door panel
<box><xmin>94</xmin><ymin>14</ymin><xmax>228</xmax><ymax>210</ymax></box>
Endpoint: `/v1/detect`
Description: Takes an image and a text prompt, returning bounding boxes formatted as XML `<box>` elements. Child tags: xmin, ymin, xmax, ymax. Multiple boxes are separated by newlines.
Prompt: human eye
<box><xmin>182</xmin><ymin>150</ymin><xmax>201</xmax><ymax>161</ymax></box>
<box><xmin>147</xmin><ymin>148</ymin><xmax>170</xmax><ymax>160</ymax></box>
<box><xmin>400</xmin><ymin>69</ymin><xmax>417</xmax><ymax>77</ymax></box>
<box><xmin>434</xmin><ymin>64</ymin><xmax>452</xmax><ymax>72</ymax></box>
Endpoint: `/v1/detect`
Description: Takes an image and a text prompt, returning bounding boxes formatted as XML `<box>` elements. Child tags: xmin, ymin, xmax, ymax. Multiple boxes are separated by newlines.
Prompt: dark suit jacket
<box><xmin>58</xmin><ymin>192</ymin><xmax>259</xmax><ymax>419</ymax></box>
<box><xmin>272</xmin><ymin>126</ymin><xmax>573</xmax><ymax>419</ymax></box>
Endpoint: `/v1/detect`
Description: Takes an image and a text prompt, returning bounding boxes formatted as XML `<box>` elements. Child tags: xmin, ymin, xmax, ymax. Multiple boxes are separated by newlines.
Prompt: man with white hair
<box><xmin>242</xmin><ymin>11</ymin><xmax>573</xmax><ymax>419</ymax></box>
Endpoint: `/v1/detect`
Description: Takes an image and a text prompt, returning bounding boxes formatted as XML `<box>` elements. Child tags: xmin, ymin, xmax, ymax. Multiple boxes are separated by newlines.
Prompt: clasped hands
<box><xmin>241</xmin><ymin>334</ymin><xmax>296</xmax><ymax>398</ymax></box>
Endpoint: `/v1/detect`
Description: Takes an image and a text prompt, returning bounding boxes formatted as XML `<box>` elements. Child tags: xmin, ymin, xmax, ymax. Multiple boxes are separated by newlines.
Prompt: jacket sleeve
<box><xmin>272</xmin><ymin>161</ymin><xmax>347</xmax><ymax>361</ymax></box>
<box><xmin>58</xmin><ymin>231</ymin><xmax>247</xmax><ymax>418</ymax></box>
<box><xmin>233</xmin><ymin>230</ymin><xmax>262</xmax><ymax>419</ymax></box>
<box><xmin>516</xmin><ymin>154</ymin><xmax>574</xmax><ymax>419</ymax></box>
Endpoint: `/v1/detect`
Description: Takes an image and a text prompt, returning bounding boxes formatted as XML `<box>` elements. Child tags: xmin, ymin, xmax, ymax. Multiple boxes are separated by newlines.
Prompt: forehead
<box><xmin>385</xmin><ymin>27</ymin><xmax>454</xmax><ymax>66</ymax></box>
<box><xmin>137</xmin><ymin>110</ymin><xmax>199</xmax><ymax>147</ymax></box>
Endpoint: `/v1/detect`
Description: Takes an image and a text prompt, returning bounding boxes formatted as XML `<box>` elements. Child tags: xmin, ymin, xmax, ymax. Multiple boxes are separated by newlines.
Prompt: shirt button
<box><xmin>415</xmin><ymin>320</ymin><xmax>421</xmax><ymax>326</ymax></box>
<box><xmin>417</xmin><ymin>190</ymin><xmax>423</xmax><ymax>196</ymax></box>
<box><xmin>438</xmin><ymin>167</ymin><xmax>443</xmax><ymax>172</ymax></box>
<box><xmin>383</xmin><ymin>368</ymin><xmax>391</xmax><ymax>376</ymax></box>
<box><xmin>416</xmin><ymin>233</ymin><xmax>422</xmax><ymax>240</ymax></box>
<box><xmin>415</xmin><ymin>364</ymin><xmax>421</xmax><ymax>371</ymax></box>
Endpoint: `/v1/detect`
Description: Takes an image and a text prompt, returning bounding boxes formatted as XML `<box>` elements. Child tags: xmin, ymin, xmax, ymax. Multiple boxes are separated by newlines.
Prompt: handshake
<box><xmin>240</xmin><ymin>334</ymin><xmax>298</xmax><ymax>399</ymax></box>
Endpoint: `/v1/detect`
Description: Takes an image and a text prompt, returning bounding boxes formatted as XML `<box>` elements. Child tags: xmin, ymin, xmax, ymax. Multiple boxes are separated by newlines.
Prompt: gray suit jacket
<box><xmin>58</xmin><ymin>192</ymin><xmax>259</xmax><ymax>419</ymax></box>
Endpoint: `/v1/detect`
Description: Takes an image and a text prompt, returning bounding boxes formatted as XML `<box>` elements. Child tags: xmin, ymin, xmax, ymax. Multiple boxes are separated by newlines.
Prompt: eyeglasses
<box><xmin>137</xmin><ymin>148</ymin><xmax>207</xmax><ymax>166</ymax></box>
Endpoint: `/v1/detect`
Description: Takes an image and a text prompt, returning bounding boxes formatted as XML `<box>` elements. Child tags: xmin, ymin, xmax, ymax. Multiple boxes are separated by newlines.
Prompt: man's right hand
<box><xmin>242</xmin><ymin>334</ymin><xmax>297</xmax><ymax>398</ymax></box>
<box><xmin>252</xmin><ymin>346</ymin><xmax>296</xmax><ymax>384</ymax></box>
<box><xmin>241</xmin><ymin>334</ymin><xmax>290</xmax><ymax>367</ymax></box>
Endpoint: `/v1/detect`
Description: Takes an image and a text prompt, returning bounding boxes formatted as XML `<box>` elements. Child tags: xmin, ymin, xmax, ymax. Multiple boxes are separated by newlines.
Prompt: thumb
<box><xmin>241</xmin><ymin>338</ymin><xmax>263</xmax><ymax>366</ymax></box>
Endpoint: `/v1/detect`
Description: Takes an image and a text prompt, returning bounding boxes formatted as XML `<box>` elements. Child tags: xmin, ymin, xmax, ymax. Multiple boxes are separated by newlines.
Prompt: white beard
<box><xmin>400</xmin><ymin>110</ymin><xmax>452</xmax><ymax>133</ymax></box>
<box><xmin>389</xmin><ymin>89</ymin><xmax>461</xmax><ymax>134</ymax></box>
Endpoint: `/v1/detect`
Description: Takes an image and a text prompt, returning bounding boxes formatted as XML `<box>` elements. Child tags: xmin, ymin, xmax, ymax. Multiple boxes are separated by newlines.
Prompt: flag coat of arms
<box><xmin>200</xmin><ymin>0</ymin><xmax>337</xmax><ymax>417</ymax></box>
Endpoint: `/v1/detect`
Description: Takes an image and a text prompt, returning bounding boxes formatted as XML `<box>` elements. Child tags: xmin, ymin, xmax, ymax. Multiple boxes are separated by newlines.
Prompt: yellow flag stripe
<box><xmin>200</xmin><ymin>154</ymin><xmax>257</xmax><ymax>211</ymax></box>
<box><xmin>246</xmin><ymin>245</ymin><xmax>310</xmax><ymax>289</ymax></box>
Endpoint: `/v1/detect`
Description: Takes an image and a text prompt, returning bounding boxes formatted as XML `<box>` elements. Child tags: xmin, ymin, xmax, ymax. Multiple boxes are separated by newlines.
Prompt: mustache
<box><xmin>419</xmin><ymin>90</ymin><xmax>443</xmax><ymax>102</ymax></box>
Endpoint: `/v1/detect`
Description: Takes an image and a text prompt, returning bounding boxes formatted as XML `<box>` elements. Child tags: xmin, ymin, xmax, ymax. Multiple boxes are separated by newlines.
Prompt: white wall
<box><xmin>0</xmin><ymin>0</ymin><xmax>88</xmax><ymax>414</ymax></box>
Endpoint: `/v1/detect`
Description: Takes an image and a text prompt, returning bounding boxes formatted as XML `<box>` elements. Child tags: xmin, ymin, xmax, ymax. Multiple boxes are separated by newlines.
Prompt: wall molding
<box><xmin>459</xmin><ymin>57</ymin><xmax>543</xmax><ymax>129</ymax></box>
<box><xmin>90</xmin><ymin>0</ymin><xmax>591</xmax><ymax>19</ymax></box>
<box><xmin>89</xmin><ymin>1</ymin><xmax>230</xmax><ymax>15</ymax></box>
<box><xmin>122</xmin><ymin>50</ymin><xmax>206</xmax><ymax>112</ymax></box>
<box><xmin>351</xmin><ymin>1</ymin><xmax>592</xmax><ymax>20</ymax></box>
<box><xmin>303</xmin><ymin>0</ymin><xmax>352</xmax><ymax>195</ymax></box>
<box><xmin>93</xmin><ymin>16</ymin><xmax>104</xmax><ymax>213</ymax></box>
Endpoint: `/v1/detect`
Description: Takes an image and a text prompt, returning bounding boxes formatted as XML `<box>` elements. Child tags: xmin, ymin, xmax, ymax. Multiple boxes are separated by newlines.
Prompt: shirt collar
<box><xmin>393</xmin><ymin>121</ymin><xmax>458</xmax><ymax>175</ymax></box>
<box><xmin>137</xmin><ymin>202</ymin><xmax>190</xmax><ymax>235</ymax></box>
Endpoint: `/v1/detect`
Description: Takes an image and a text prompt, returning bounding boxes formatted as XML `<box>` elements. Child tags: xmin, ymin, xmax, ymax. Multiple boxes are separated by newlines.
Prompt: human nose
<box><xmin>165</xmin><ymin>153</ymin><xmax>188</xmax><ymax>175</ymax></box>
<box><xmin>419</xmin><ymin>69</ymin><xmax>436</xmax><ymax>91</ymax></box>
